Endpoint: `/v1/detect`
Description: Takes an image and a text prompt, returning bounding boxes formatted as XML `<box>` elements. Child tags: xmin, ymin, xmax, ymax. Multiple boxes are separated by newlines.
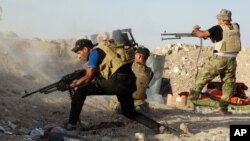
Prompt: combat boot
<box><xmin>135</xmin><ymin>101</ymin><xmax>150</xmax><ymax>113</ymax></box>
<box><xmin>219</xmin><ymin>108</ymin><xmax>232</xmax><ymax>115</ymax></box>
<box><xmin>220</xmin><ymin>109</ymin><xmax>232</xmax><ymax>115</ymax></box>
<box><xmin>63</xmin><ymin>123</ymin><xmax>76</xmax><ymax>131</ymax></box>
<box><xmin>186</xmin><ymin>99</ymin><xmax>195</xmax><ymax>109</ymax></box>
<box><xmin>187</xmin><ymin>89</ymin><xmax>201</xmax><ymax>108</ymax></box>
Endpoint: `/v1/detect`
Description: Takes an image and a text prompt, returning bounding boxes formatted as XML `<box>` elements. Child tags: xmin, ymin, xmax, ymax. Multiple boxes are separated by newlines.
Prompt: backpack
<box><xmin>98</xmin><ymin>39</ymin><xmax>136</xmax><ymax>79</ymax></box>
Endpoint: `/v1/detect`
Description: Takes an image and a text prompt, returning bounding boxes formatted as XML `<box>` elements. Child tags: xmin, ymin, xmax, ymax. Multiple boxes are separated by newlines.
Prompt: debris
<box><xmin>101</xmin><ymin>136</ymin><xmax>112</xmax><ymax>141</ymax></box>
<box><xmin>30</xmin><ymin>128</ymin><xmax>44</xmax><ymax>140</ymax></box>
<box><xmin>180</xmin><ymin>123</ymin><xmax>190</xmax><ymax>134</ymax></box>
<box><xmin>50</xmin><ymin>126</ymin><xmax>67</xmax><ymax>134</ymax></box>
<box><xmin>135</xmin><ymin>132</ymin><xmax>145</xmax><ymax>141</ymax></box>
<box><xmin>7</xmin><ymin>121</ymin><xmax>17</xmax><ymax>130</ymax></box>
<box><xmin>0</xmin><ymin>125</ymin><xmax>13</xmax><ymax>135</ymax></box>
<box><xmin>0</xmin><ymin>126</ymin><xmax>6</xmax><ymax>133</ymax></box>
<box><xmin>81</xmin><ymin>121</ymin><xmax>125</xmax><ymax>131</ymax></box>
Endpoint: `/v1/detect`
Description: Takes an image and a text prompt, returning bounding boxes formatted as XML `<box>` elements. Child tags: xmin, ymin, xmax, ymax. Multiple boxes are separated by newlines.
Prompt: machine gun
<box><xmin>161</xmin><ymin>31</ymin><xmax>196</xmax><ymax>40</ymax></box>
<box><xmin>160</xmin><ymin>31</ymin><xmax>205</xmax><ymax>47</ymax></box>
<box><xmin>22</xmin><ymin>69</ymin><xmax>86</xmax><ymax>98</ymax></box>
<box><xmin>120</xmin><ymin>28</ymin><xmax>138</xmax><ymax>47</ymax></box>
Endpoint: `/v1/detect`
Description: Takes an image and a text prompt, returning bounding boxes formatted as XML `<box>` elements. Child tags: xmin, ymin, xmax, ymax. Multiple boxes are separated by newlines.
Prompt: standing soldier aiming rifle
<box><xmin>187</xmin><ymin>9</ymin><xmax>241</xmax><ymax>115</ymax></box>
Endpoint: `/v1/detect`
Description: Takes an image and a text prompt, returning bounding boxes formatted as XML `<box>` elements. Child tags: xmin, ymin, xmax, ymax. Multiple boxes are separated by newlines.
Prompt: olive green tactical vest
<box><xmin>215</xmin><ymin>23</ymin><xmax>241</xmax><ymax>53</ymax></box>
<box><xmin>98</xmin><ymin>40</ymin><xmax>135</xmax><ymax>79</ymax></box>
<box><xmin>132</xmin><ymin>62</ymin><xmax>153</xmax><ymax>100</ymax></box>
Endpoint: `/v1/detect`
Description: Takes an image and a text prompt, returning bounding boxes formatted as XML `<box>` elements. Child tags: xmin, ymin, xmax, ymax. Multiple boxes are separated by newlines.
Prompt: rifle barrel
<box><xmin>22</xmin><ymin>81</ymin><xmax>59</xmax><ymax>98</ymax></box>
<box><xmin>40</xmin><ymin>82</ymin><xmax>59</xmax><ymax>92</ymax></box>
<box><xmin>22</xmin><ymin>69</ymin><xmax>86</xmax><ymax>98</ymax></box>
<box><xmin>22</xmin><ymin>90</ymin><xmax>41</xmax><ymax>98</ymax></box>
<box><xmin>43</xmin><ymin>87</ymin><xmax>58</xmax><ymax>94</ymax></box>
<box><xmin>161</xmin><ymin>32</ymin><xmax>196</xmax><ymax>40</ymax></box>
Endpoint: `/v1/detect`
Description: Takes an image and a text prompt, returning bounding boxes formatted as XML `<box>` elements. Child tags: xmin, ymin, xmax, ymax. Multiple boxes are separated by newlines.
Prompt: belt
<box><xmin>213</xmin><ymin>50</ymin><xmax>237</xmax><ymax>58</ymax></box>
<box><xmin>110</xmin><ymin>73</ymin><xmax>135</xmax><ymax>80</ymax></box>
<box><xmin>213</xmin><ymin>50</ymin><xmax>218</xmax><ymax>53</ymax></box>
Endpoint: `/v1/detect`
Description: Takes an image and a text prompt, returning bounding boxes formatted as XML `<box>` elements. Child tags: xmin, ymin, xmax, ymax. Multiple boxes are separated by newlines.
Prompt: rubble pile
<box><xmin>152</xmin><ymin>43</ymin><xmax>250</xmax><ymax>96</ymax></box>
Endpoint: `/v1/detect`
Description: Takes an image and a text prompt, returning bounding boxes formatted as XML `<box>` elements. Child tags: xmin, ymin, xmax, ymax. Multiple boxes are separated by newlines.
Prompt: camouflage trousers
<box><xmin>109</xmin><ymin>97</ymin><xmax>150</xmax><ymax>113</ymax></box>
<box><xmin>189</xmin><ymin>54</ymin><xmax>237</xmax><ymax>110</ymax></box>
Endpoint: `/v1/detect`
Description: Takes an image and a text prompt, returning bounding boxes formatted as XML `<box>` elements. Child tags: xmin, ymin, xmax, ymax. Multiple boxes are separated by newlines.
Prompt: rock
<box><xmin>193</xmin><ymin>45</ymin><xmax>199</xmax><ymax>49</ymax></box>
<box><xmin>162</xmin><ymin>48</ymin><xmax>172</xmax><ymax>55</ymax></box>
<box><xmin>0</xmin><ymin>126</ymin><xmax>6</xmax><ymax>133</ymax></box>
<box><xmin>101</xmin><ymin>136</ymin><xmax>112</xmax><ymax>141</ymax></box>
<box><xmin>50</xmin><ymin>126</ymin><xmax>66</xmax><ymax>134</ymax></box>
<box><xmin>173</xmin><ymin>66</ymin><xmax>181</xmax><ymax>73</ymax></box>
<box><xmin>15</xmin><ymin>127</ymin><xmax>30</xmax><ymax>135</ymax></box>
<box><xmin>167</xmin><ymin>44</ymin><xmax>172</xmax><ymax>48</ymax></box>
<box><xmin>0</xmin><ymin>125</ymin><xmax>13</xmax><ymax>135</ymax></box>
<box><xmin>180</xmin><ymin>123</ymin><xmax>190</xmax><ymax>134</ymax></box>
<box><xmin>176</xmin><ymin>43</ymin><xmax>182</xmax><ymax>47</ymax></box>
<box><xmin>134</xmin><ymin>132</ymin><xmax>145</xmax><ymax>141</ymax></box>
<box><xmin>174</xmin><ymin>46</ymin><xmax>181</xmax><ymax>52</ymax></box>
<box><xmin>7</xmin><ymin>121</ymin><xmax>17</xmax><ymax>130</ymax></box>
<box><xmin>30</xmin><ymin>128</ymin><xmax>44</xmax><ymax>140</ymax></box>
<box><xmin>183</xmin><ymin>46</ymin><xmax>189</xmax><ymax>52</ymax></box>
<box><xmin>44</xmin><ymin>123</ymin><xmax>58</xmax><ymax>131</ymax></box>
<box><xmin>64</xmin><ymin>137</ymin><xmax>82</xmax><ymax>141</ymax></box>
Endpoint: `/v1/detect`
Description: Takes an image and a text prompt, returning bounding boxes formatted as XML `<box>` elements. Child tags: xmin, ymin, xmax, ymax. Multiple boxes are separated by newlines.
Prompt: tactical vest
<box><xmin>98</xmin><ymin>40</ymin><xmax>135</xmax><ymax>79</ymax></box>
<box><xmin>132</xmin><ymin>62</ymin><xmax>153</xmax><ymax>100</ymax></box>
<box><xmin>214</xmin><ymin>23</ymin><xmax>241</xmax><ymax>53</ymax></box>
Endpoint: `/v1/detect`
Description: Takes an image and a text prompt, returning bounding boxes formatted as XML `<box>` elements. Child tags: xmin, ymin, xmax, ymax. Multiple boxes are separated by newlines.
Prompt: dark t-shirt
<box><xmin>208</xmin><ymin>23</ymin><xmax>240</xmax><ymax>43</ymax></box>
<box><xmin>208</xmin><ymin>25</ymin><xmax>223</xmax><ymax>43</ymax></box>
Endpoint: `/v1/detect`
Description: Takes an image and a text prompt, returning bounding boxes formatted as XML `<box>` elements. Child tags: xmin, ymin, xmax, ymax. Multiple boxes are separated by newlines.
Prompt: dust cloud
<box><xmin>0</xmin><ymin>36</ymin><xmax>81</xmax><ymax>93</ymax></box>
<box><xmin>0</xmin><ymin>6</ymin><xmax>2</xmax><ymax>20</ymax></box>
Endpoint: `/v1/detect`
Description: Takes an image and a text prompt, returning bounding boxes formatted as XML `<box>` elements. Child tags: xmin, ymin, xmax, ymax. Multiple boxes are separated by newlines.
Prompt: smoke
<box><xmin>0</xmin><ymin>37</ymin><xmax>80</xmax><ymax>89</ymax></box>
<box><xmin>0</xmin><ymin>6</ymin><xmax>2</xmax><ymax>20</ymax></box>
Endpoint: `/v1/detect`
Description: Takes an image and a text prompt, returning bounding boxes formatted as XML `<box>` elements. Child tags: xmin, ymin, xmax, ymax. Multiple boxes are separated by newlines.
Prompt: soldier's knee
<box><xmin>122</xmin><ymin>110</ymin><xmax>135</xmax><ymax>119</ymax></box>
<box><xmin>189</xmin><ymin>89</ymin><xmax>201</xmax><ymax>100</ymax></box>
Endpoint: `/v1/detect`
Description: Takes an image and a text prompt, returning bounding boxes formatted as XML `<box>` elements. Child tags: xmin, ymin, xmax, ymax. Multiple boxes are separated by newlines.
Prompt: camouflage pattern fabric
<box><xmin>97</xmin><ymin>40</ymin><xmax>135</xmax><ymax>79</ymax></box>
<box><xmin>131</xmin><ymin>62</ymin><xmax>152</xmax><ymax>101</ymax></box>
<box><xmin>189</xmin><ymin>54</ymin><xmax>237</xmax><ymax>110</ymax></box>
<box><xmin>193</xmin><ymin>99</ymin><xmax>250</xmax><ymax>111</ymax></box>
<box><xmin>109</xmin><ymin>97</ymin><xmax>120</xmax><ymax>112</ymax></box>
<box><xmin>109</xmin><ymin>97</ymin><xmax>150</xmax><ymax>113</ymax></box>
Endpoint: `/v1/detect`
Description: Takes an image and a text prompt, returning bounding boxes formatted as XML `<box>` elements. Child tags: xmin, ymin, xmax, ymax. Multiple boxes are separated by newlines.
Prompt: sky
<box><xmin>0</xmin><ymin>0</ymin><xmax>249</xmax><ymax>50</ymax></box>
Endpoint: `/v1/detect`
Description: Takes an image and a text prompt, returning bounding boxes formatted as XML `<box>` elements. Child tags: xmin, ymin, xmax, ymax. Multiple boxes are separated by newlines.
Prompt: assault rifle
<box><xmin>22</xmin><ymin>69</ymin><xmax>86</xmax><ymax>98</ymax></box>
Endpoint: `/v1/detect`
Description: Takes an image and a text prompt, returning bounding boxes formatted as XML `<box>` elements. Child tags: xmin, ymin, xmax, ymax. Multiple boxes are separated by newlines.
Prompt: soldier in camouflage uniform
<box><xmin>188</xmin><ymin>9</ymin><xmax>241</xmax><ymax>115</ymax></box>
<box><xmin>132</xmin><ymin>47</ymin><xmax>152</xmax><ymax>112</ymax></box>
<box><xmin>109</xmin><ymin>47</ymin><xmax>152</xmax><ymax>113</ymax></box>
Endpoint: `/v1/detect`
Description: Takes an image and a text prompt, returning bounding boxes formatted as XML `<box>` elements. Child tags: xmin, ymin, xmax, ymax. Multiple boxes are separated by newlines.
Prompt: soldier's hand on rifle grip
<box><xmin>70</xmin><ymin>80</ymin><xmax>78</xmax><ymax>88</ymax></box>
<box><xmin>57</xmin><ymin>82</ymin><xmax>69</xmax><ymax>91</ymax></box>
<box><xmin>193</xmin><ymin>25</ymin><xmax>201</xmax><ymax>32</ymax></box>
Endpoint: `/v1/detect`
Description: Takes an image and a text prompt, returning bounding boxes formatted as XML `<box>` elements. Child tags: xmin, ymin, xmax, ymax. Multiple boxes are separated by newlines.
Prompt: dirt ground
<box><xmin>1</xmin><ymin>36</ymin><xmax>250</xmax><ymax>141</ymax></box>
